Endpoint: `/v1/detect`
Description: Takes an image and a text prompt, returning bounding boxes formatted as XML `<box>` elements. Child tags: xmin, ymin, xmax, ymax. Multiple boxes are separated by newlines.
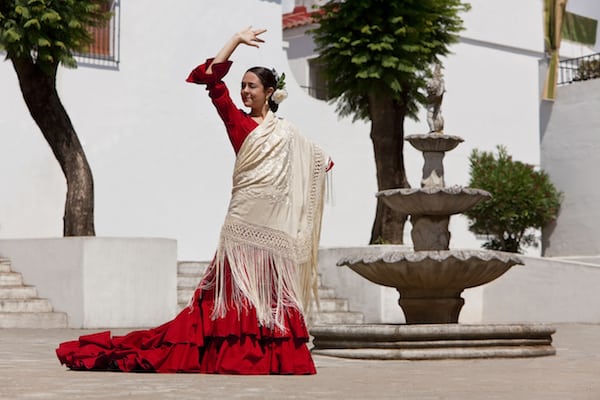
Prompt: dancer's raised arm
<box><xmin>207</xmin><ymin>27</ymin><xmax>267</xmax><ymax>74</ymax></box>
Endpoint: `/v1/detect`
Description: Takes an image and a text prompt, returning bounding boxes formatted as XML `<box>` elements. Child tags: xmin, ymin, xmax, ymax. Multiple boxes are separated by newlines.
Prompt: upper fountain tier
<box><xmin>378</xmin><ymin>132</ymin><xmax>491</xmax><ymax>251</ymax></box>
<box><xmin>377</xmin><ymin>133</ymin><xmax>490</xmax><ymax>217</ymax></box>
<box><xmin>404</xmin><ymin>134</ymin><xmax>465</xmax><ymax>189</ymax></box>
<box><xmin>405</xmin><ymin>133</ymin><xmax>463</xmax><ymax>153</ymax></box>
<box><xmin>377</xmin><ymin>186</ymin><xmax>491</xmax><ymax>216</ymax></box>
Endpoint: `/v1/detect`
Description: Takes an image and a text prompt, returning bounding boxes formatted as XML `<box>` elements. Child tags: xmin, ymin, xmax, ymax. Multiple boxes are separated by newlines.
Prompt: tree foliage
<box><xmin>465</xmin><ymin>146</ymin><xmax>563</xmax><ymax>253</ymax></box>
<box><xmin>0</xmin><ymin>0</ymin><xmax>109</xmax><ymax>70</ymax></box>
<box><xmin>311</xmin><ymin>0</ymin><xmax>470</xmax><ymax>121</ymax></box>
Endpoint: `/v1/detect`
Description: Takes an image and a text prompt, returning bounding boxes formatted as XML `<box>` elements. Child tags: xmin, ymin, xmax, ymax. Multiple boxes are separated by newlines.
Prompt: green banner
<box><xmin>562</xmin><ymin>11</ymin><xmax>598</xmax><ymax>46</ymax></box>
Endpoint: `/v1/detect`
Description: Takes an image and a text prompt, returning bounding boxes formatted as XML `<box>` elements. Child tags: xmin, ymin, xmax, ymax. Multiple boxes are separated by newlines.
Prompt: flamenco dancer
<box><xmin>56</xmin><ymin>27</ymin><xmax>332</xmax><ymax>375</ymax></box>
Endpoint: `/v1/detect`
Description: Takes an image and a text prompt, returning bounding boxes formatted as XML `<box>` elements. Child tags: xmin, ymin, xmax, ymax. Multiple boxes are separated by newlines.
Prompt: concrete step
<box><xmin>0</xmin><ymin>260</ymin><xmax>11</xmax><ymax>273</ymax></box>
<box><xmin>177</xmin><ymin>274</ymin><xmax>202</xmax><ymax>289</ymax></box>
<box><xmin>0</xmin><ymin>298</ymin><xmax>53</xmax><ymax>313</ymax></box>
<box><xmin>313</xmin><ymin>298</ymin><xmax>349</xmax><ymax>312</ymax></box>
<box><xmin>178</xmin><ymin>288</ymin><xmax>195</xmax><ymax>304</ymax></box>
<box><xmin>0</xmin><ymin>312</ymin><xmax>68</xmax><ymax>329</ymax></box>
<box><xmin>318</xmin><ymin>287</ymin><xmax>335</xmax><ymax>298</ymax></box>
<box><xmin>311</xmin><ymin>311</ymin><xmax>364</xmax><ymax>325</ymax></box>
<box><xmin>0</xmin><ymin>285</ymin><xmax>38</xmax><ymax>299</ymax></box>
<box><xmin>0</xmin><ymin>259</ymin><xmax>69</xmax><ymax>328</ymax></box>
<box><xmin>178</xmin><ymin>261</ymin><xmax>210</xmax><ymax>276</ymax></box>
<box><xmin>0</xmin><ymin>272</ymin><xmax>23</xmax><ymax>286</ymax></box>
<box><xmin>174</xmin><ymin>261</ymin><xmax>364</xmax><ymax>326</ymax></box>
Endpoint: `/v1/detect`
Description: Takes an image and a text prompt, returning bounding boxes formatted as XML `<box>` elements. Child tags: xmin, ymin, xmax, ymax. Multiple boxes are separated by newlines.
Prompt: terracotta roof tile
<box><xmin>282</xmin><ymin>6</ymin><xmax>315</xmax><ymax>30</ymax></box>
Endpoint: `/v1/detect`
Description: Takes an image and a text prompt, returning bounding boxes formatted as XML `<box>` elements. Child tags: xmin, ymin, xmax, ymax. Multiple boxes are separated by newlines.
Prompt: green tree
<box><xmin>465</xmin><ymin>146</ymin><xmax>563</xmax><ymax>253</ymax></box>
<box><xmin>311</xmin><ymin>0</ymin><xmax>470</xmax><ymax>244</ymax></box>
<box><xmin>0</xmin><ymin>0</ymin><xmax>110</xmax><ymax>236</ymax></box>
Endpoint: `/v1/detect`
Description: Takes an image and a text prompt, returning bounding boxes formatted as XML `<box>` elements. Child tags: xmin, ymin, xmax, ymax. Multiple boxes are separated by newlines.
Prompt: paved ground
<box><xmin>1</xmin><ymin>324</ymin><xmax>599</xmax><ymax>400</ymax></box>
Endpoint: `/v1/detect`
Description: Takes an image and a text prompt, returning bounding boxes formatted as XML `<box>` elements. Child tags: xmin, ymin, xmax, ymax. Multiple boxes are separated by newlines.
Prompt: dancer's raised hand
<box><xmin>237</xmin><ymin>26</ymin><xmax>267</xmax><ymax>48</ymax></box>
<box><xmin>208</xmin><ymin>27</ymin><xmax>268</xmax><ymax>73</ymax></box>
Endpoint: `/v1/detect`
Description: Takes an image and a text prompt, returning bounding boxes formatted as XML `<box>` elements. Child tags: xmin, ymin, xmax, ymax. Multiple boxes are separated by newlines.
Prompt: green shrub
<box><xmin>464</xmin><ymin>145</ymin><xmax>563</xmax><ymax>253</ymax></box>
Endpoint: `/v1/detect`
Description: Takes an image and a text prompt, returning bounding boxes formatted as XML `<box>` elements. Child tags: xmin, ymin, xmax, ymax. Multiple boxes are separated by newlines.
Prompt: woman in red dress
<box><xmin>56</xmin><ymin>27</ymin><xmax>331</xmax><ymax>375</ymax></box>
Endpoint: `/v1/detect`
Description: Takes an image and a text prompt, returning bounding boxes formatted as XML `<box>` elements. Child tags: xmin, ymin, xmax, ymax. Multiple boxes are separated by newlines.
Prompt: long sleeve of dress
<box><xmin>186</xmin><ymin>59</ymin><xmax>258</xmax><ymax>154</ymax></box>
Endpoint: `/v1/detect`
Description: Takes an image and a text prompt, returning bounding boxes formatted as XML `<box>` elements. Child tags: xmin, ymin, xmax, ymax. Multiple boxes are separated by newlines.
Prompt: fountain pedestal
<box><xmin>399</xmin><ymin>290</ymin><xmax>464</xmax><ymax>324</ymax></box>
<box><xmin>410</xmin><ymin>215</ymin><xmax>450</xmax><ymax>251</ymax></box>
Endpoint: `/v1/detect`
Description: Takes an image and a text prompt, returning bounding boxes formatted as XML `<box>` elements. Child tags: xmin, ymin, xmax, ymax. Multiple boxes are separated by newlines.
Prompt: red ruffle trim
<box><xmin>56</xmin><ymin>265</ymin><xmax>316</xmax><ymax>375</ymax></box>
<box><xmin>185</xmin><ymin>58</ymin><xmax>233</xmax><ymax>86</ymax></box>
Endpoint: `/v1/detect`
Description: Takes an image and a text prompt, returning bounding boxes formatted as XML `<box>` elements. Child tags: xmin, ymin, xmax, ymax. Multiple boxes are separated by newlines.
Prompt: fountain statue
<box><xmin>426</xmin><ymin>62</ymin><xmax>445</xmax><ymax>133</ymax></box>
<box><xmin>310</xmin><ymin>64</ymin><xmax>556</xmax><ymax>359</ymax></box>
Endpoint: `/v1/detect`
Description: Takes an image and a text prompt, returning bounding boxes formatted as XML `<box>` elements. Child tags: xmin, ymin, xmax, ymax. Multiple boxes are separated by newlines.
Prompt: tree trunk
<box><xmin>11</xmin><ymin>57</ymin><xmax>95</xmax><ymax>236</ymax></box>
<box><xmin>368</xmin><ymin>93</ymin><xmax>410</xmax><ymax>244</ymax></box>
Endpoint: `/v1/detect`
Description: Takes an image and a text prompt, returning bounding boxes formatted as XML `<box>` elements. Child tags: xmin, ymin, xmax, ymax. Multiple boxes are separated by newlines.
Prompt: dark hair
<box><xmin>246</xmin><ymin>66</ymin><xmax>279</xmax><ymax>112</ymax></box>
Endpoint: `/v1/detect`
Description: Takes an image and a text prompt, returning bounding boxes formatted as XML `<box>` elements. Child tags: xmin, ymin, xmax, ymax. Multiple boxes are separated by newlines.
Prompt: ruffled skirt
<box><xmin>55</xmin><ymin>261</ymin><xmax>316</xmax><ymax>375</ymax></box>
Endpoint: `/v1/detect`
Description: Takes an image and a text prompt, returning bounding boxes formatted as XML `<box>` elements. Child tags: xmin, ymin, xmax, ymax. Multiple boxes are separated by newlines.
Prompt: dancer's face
<box><xmin>241</xmin><ymin>72</ymin><xmax>272</xmax><ymax>112</ymax></box>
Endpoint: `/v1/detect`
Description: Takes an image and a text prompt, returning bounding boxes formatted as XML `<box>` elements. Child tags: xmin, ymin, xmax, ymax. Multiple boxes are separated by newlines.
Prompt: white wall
<box><xmin>460</xmin><ymin>0</ymin><xmax>543</xmax><ymax>52</ymax></box>
<box><xmin>477</xmin><ymin>256</ymin><xmax>600</xmax><ymax>323</ymax></box>
<box><xmin>540</xmin><ymin>79</ymin><xmax>600</xmax><ymax>257</ymax></box>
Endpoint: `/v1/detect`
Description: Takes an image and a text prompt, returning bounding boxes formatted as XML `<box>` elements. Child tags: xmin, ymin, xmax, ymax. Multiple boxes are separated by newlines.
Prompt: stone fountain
<box><xmin>311</xmin><ymin>65</ymin><xmax>556</xmax><ymax>359</ymax></box>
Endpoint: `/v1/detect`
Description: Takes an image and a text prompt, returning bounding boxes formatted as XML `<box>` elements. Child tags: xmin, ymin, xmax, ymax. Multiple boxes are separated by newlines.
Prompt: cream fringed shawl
<box><xmin>202</xmin><ymin>111</ymin><xmax>327</xmax><ymax>330</ymax></box>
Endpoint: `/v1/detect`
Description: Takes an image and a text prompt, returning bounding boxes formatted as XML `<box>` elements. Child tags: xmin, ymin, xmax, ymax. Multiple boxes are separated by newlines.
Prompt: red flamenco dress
<box><xmin>55</xmin><ymin>60</ymin><xmax>317</xmax><ymax>375</ymax></box>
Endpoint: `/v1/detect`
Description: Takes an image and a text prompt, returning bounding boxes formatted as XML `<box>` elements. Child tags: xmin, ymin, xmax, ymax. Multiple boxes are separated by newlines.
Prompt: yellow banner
<box><xmin>543</xmin><ymin>0</ymin><xmax>567</xmax><ymax>100</ymax></box>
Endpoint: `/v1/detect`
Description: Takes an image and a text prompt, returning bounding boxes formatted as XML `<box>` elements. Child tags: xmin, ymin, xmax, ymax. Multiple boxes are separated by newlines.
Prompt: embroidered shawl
<box><xmin>204</xmin><ymin>111</ymin><xmax>327</xmax><ymax>330</ymax></box>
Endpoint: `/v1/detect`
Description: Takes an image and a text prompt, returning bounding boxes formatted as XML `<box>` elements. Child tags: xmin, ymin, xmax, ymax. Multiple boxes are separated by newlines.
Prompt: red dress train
<box><xmin>55</xmin><ymin>261</ymin><xmax>316</xmax><ymax>374</ymax></box>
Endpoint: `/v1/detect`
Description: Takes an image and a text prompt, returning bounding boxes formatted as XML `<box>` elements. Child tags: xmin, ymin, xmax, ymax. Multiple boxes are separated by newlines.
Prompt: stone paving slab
<box><xmin>1</xmin><ymin>324</ymin><xmax>599</xmax><ymax>399</ymax></box>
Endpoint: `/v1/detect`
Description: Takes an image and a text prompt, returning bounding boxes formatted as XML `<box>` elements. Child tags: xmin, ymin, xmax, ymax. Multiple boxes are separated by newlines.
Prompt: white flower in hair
<box><xmin>270</xmin><ymin>69</ymin><xmax>287</xmax><ymax>104</ymax></box>
<box><xmin>272</xmin><ymin>88</ymin><xmax>288</xmax><ymax>104</ymax></box>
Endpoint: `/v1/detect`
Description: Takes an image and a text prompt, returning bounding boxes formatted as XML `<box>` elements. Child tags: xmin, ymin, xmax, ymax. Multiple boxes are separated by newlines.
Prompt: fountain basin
<box><xmin>376</xmin><ymin>186</ymin><xmax>491</xmax><ymax>216</ymax></box>
<box><xmin>405</xmin><ymin>134</ymin><xmax>464</xmax><ymax>152</ymax></box>
<box><xmin>338</xmin><ymin>250</ymin><xmax>522</xmax><ymax>323</ymax></box>
<box><xmin>338</xmin><ymin>250</ymin><xmax>522</xmax><ymax>290</ymax></box>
